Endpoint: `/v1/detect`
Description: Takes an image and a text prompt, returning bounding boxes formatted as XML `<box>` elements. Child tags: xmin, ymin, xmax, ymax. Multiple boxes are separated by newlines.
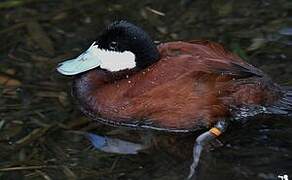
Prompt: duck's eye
<box><xmin>109</xmin><ymin>41</ymin><xmax>118</xmax><ymax>50</ymax></box>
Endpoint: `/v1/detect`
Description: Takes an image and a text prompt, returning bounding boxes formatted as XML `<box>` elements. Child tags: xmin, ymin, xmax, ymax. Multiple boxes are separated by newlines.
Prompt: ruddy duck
<box><xmin>57</xmin><ymin>21</ymin><xmax>292</xmax><ymax>179</ymax></box>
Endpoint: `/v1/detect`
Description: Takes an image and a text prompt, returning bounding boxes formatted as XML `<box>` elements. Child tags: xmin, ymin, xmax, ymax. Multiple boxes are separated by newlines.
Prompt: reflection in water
<box><xmin>60</xmin><ymin>116</ymin><xmax>292</xmax><ymax>180</ymax></box>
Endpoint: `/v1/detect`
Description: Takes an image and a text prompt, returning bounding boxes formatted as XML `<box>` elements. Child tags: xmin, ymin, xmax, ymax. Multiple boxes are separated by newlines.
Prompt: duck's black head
<box><xmin>97</xmin><ymin>21</ymin><xmax>160</xmax><ymax>70</ymax></box>
<box><xmin>57</xmin><ymin>21</ymin><xmax>160</xmax><ymax>75</ymax></box>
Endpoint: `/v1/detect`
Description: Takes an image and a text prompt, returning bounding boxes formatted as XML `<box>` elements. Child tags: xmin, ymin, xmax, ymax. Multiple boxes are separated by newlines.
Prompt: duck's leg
<box><xmin>187</xmin><ymin>120</ymin><xmax>228</xmax><ymax>180</ymax></box>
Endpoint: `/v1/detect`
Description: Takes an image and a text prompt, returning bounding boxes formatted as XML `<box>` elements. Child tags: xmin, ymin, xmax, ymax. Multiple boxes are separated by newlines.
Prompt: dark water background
<box><xmin>0</xmin><ymin>0</ymin><xmax>292</xmax><ymax>179</ymax></box>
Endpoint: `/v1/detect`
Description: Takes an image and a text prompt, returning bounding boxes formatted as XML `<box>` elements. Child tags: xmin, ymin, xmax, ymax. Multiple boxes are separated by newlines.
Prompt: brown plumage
<box><xmin>73</xmin><ymin>41</ymin><xmax>283</xmax><ymax>132</ymax></box>
<box><xmin>57</xmin><ymin>21</ymin><xmax>292</xmax><ymax>180</ymax></box>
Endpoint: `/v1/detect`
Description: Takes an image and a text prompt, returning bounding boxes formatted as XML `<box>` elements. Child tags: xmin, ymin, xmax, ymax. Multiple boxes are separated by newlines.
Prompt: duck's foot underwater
<box><xmin>86</xmin><ymin>132</ymin><xmax>147</xmax><ymax>154</ymax></box>
<box><xmin>68</xmin><ymin>130</ymin><xmax>148</xmax><ymax>154</ymax></box>
<box><xmin>187</xmin><ymin>120</ymin><xmax>228</xmax><ymax>180</ymax></box>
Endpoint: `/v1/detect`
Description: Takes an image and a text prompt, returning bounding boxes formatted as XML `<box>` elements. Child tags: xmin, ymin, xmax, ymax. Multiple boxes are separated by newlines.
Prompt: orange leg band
<box><xmin>209</xmin><ymin>127</ymin><xmax>222</xmax><ymax>137</ymax></box>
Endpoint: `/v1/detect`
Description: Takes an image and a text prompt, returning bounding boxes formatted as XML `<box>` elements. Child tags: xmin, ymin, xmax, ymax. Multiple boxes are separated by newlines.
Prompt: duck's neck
<box><xmin>72</xmin><ymin>68</ymin><xmax>140</xmax><ymax>111</ymax></box>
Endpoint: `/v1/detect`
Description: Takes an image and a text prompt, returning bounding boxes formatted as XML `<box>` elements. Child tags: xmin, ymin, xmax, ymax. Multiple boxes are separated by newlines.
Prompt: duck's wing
<box><xmin>189</xmin><ymin>40</ymin><xmax>264</xmax><ymax>78</ymax></box>
<box><xmin>159</xmin><ymin>40</ymin><xmax>264</xmax><ymax>79</ymax></box>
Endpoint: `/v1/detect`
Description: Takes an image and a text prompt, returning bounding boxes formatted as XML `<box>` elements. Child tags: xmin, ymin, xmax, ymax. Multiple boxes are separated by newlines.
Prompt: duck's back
<box><xmin>74</xmin><ymin>41</ymin><xmax>283</xmax><ymax>132</ymax></box>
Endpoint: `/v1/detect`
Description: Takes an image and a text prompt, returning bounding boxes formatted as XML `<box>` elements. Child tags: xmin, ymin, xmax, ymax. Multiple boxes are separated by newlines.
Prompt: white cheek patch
<box><xmin>57</xmin><ymin>42</ymin><xmax>136</xmax><ymax>75</ymax></box>
<box><xmin>98</xmin><ymin>49</ymin><xmax>136</xmax><ymax>72</ymax></box>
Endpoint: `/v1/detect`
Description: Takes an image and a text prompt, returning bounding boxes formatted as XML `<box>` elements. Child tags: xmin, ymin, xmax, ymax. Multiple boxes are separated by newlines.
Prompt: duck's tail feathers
<box><xmin>267</xmin><ymin>86</ymin><xmax>292</xmax><ymax>116</ymax></box>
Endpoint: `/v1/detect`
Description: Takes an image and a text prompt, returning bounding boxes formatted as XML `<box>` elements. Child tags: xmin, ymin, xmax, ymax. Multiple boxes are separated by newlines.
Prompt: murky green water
<box><xmin>0</xmin><ymin>0</ymin><xmax>291</xmax><ymax>179</ymax></box>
